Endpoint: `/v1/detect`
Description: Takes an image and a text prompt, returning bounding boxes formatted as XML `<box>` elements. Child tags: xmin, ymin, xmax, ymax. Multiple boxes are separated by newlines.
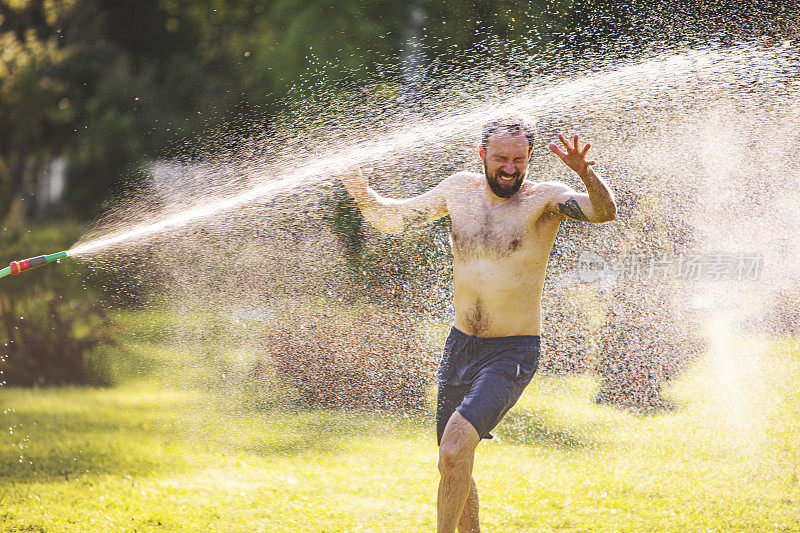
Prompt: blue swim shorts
<box><xmin>436</xmin><ymin>326</ymin><xmax>540</xmax><ymax>445</ymax></box>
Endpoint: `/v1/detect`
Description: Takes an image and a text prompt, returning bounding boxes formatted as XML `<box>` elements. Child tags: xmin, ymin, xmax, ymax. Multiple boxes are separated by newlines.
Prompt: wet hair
<box><xmin>480</xmin><ymin>117</ymin><xmax>535</xmax><ymax>154</ymax></box>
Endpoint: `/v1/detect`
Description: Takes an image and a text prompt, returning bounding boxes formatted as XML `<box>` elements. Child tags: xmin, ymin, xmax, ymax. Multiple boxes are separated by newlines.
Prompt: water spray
<box><xmin>0</xmin><ymin>251</ymin><xmax>69</xmax><ymax>280</ymax></box>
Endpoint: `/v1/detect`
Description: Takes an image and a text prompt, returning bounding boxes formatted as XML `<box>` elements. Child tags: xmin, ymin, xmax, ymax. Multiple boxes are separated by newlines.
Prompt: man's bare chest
<box><xmin>450</xmin><ymin>208</ymin><xmax>528</xmax><ymax>259</ymax></box>
<box><xmin>445</xmin><ymin>180</ymin><xmax>560</xmax><ymax>261</ymax></box>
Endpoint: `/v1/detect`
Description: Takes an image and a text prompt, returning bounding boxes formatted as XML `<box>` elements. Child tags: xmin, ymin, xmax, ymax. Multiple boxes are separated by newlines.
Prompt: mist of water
<box><xmin>66</xmin><ymin>37</ymin><xmax>800</xmax><ymax>423</ymax></box>
<box><xmin>71</xmin><ymin>41</ymin><xmax>799</xmax><ymax>262</ymax></box>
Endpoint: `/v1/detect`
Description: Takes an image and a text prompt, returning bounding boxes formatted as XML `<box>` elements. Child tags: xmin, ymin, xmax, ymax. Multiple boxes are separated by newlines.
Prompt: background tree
<box><xmin>0</xmin><ymin>0</ymin><xmax>75</xmax><ymax>219</ymax></box>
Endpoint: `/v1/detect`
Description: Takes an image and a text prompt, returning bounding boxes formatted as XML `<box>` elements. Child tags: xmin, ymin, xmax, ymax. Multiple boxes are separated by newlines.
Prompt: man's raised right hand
<box><xmin>339</xmin><ymin>165</ymin><xmax>372</xmax><ymax>197</ymax></box>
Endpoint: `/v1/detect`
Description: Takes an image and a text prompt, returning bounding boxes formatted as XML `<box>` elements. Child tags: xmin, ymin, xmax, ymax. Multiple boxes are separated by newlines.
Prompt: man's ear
<box><xmin>479</xmin><ymin>146</ymin><xmax>485</xmax><ymax>160</ymax></box>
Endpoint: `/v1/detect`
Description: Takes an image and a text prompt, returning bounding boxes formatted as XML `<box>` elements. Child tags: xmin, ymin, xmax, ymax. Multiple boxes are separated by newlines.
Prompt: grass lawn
<box><xmin>1</xmin><ymin>311</ymin><xmax>799</xmax><ymax>532</ymax></box>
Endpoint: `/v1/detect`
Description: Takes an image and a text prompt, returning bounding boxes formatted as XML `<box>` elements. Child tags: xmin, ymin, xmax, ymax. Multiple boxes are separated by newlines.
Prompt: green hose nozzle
<box><xmin>0</xmin><ymin>251</ymin><xmax>69</xmax><ymax>279</ymax></box>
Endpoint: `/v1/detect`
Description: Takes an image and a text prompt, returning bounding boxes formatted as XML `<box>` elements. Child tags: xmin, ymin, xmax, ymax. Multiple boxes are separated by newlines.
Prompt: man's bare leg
<box><xmin>457</xmin><ymin>476</ymin><xmax>479</xmax><ymax>532</ymax></box>
<box><xmin>437</xmin><ymin>411</ymin><xmax>480</xmax><ymax>533</ymax></box>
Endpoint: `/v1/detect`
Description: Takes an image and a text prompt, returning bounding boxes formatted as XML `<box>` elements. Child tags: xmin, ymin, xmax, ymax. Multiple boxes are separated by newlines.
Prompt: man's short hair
<box><xmin>481</xmin><ymin>117</ymin><xmax>535</xmax><ymax>154</ymax></box>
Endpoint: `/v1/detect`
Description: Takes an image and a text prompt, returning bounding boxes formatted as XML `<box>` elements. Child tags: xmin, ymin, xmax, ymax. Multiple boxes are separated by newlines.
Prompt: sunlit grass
<box><xmin>1</xmin><ymin>315</ymin><xmax>799</xmax><ymax>531</ymax></box>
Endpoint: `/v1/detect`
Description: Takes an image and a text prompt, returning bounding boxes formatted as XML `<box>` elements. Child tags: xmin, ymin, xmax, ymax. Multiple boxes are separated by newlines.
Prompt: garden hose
<box><xmin>0</xmin><ymin>251</ymin><xmax>69</xmax><ymax>279</ymax></box>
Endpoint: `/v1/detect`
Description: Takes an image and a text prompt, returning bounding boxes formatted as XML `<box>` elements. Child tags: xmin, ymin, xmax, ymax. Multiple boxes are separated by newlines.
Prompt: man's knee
<box><xmin>438</xmin><ymin>412</ymin><xmax>479</xmax><ymax>475</ymax></box>
<box><xmin>438</xmin><ymin>443</ymin><xmax>473</xmax><ymax>475</ymax></box>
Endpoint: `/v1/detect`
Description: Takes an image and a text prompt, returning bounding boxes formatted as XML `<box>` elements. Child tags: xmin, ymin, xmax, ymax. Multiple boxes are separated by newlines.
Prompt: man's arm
<box><xmin>339</xmin><ymin>166</ymin><xmax>450</xmax><ymax>233</ymax></box>
<box><xmin>546</xmin><ymin>134</ymin><xmax>617</xmax><ymax>223</ymax></box>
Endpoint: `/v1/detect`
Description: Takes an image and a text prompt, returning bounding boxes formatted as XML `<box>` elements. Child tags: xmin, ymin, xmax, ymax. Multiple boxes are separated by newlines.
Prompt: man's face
<box><xmin>481</xmin><ymin>131</ymin><xmax>531</xmax><ymax>199</ymax></box>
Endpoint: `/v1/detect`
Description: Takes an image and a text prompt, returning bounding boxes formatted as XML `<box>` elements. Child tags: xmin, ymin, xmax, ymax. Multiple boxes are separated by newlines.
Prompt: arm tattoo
<box><xmin>402</xmin><ymin>207</ymin><xmax>431</xmax><ymax>229</ymax></box>
<box><xmin>556</xmin><ymin>197</ymin><xmax>590</xmax><ymax>222</ymax></box>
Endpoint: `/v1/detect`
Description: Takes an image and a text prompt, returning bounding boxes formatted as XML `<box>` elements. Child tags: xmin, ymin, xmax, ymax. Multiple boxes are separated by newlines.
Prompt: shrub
<box><xmin>259</xmin><ymin>302</ymin><xmax>438</xmax><ymax>411</ymax></box>
<box><xmin>594</xmin><ymin>279</ymin><xmax>706</xmax><ymax>412</ymax></box>
<box><xmin>589</xmin><ymin>192</ymin><xmax>708</xmax><ymax>411</ymax></box>
<box><xmin>752</xmin><ymin>288</ymin><xmax>800</xmax><ymax>337</ymax></box>
<box><xmin>539</xmin><ymin>286</ymin><xmax>599</xmax><ymax>374</ymax></box>
<box><xmin>0</xmin><ymin>293</ymin><xmax>121</xmax><ymax>386</ymax></box>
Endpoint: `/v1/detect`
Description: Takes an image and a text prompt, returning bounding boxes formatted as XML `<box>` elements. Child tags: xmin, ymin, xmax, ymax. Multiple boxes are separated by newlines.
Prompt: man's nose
<box><xmin>502</xmin><ymin>162</ymin><xmax>516</xmax><ymax>173</ymax></box>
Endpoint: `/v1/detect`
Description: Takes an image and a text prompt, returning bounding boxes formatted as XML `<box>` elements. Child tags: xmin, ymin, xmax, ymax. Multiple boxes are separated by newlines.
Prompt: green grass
<box><xmin>1</xmin><ymin>314</ymin><xmax>799</xmax><ymax>531</ymax></box>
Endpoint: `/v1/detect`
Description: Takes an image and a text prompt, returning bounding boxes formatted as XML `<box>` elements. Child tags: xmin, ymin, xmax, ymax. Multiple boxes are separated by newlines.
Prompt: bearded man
<box><xmin>339</xmin><ymin>118</ymin><xmax>617</xmax><ymax>532</ymax></box>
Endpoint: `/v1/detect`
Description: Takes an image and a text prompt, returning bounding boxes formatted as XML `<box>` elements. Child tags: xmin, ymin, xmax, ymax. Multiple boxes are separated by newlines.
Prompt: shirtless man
<box><xmin>339</xmin><ymin>118</ymin><xmax>616</xmax><ymax>532</ymax></box>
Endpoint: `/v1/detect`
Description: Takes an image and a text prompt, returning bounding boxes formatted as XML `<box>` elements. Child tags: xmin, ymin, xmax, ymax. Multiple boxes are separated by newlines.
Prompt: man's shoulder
<box><xmin>446</xmin><ymin>171</ymin><xmax>482</xmax><ymax>184</ymax></box>
<box><xmin>528</xmin><ymin>180</ymin><xmax>573</xmax><ymax>194</ymax></box>
<box><xmin>515</xmin><ymin>181</ymin><xmax>575</xmax><ymax>214</ymax></box>
<box><xmin>437</xmin><ymin>171</ymin><xmax>482</xmax><ymax>192</ymax></box>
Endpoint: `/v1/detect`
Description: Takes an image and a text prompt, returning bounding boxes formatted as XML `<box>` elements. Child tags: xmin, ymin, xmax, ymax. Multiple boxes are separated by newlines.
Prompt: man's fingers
<box><xmin>580</xmin><ymin>143</ymin><xmax>591</xmax><ymax>157</ymax></box>
<box><xmin>557</xmin><ymin>133</ymin><xmax>571</xmax><ymax>152</ymax></box>
<box><xmin>339</xmin><ymin>164</ymin><xmax>371</xmax><ymax>178</ymax></box>
<box><xmin>573</xmin><ymin>134</ymin><xmax>580</xmax><ymax>152</ymax></box>
<box><xmin>586</xmin><ymin>160</ymin><xmax>596</xmax><ymax>166</ymax></box>
<box><xmin>548</xmin><ymin>143</ymin><xmax>566</xmax><ymax>158</ymax></box>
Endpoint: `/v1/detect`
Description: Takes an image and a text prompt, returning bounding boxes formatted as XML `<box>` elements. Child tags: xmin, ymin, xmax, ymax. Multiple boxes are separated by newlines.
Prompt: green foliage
<box><xmin>1</xmin><ymin>0</ymin><xmax>796</xmax><ymax>223</ymax></box>
<box><xmin>244</xmin><ymin>0</ymin><xmax>405</xmax><ymax>99</ymax></box>
<box><xmin>0</xmin><ymin>218</ymin><xmax>86</xmax><ymax>298</ymax></box>
<box><xmin>0</xmin><ymin>293</ymin><xmax>120</xmax><ymax>386</ymax></box>
<box><xmin>0</xmin><ymin>14</ymin><xmax>73</xmax><ymax>218</ymax></box>
<box><xmin>424</xmin><ymin>0</ymin><xmax>573</xmax><ymax>67</ymax></box>
<box><xmin>0</xmin><ymin>219</ymin><xmax>124</xmax><ymax>386</ymax></box>
<box><xmin>0</xmin><ymin>0</ymin><xmax>584</xmax><ymax>222</ymax></box>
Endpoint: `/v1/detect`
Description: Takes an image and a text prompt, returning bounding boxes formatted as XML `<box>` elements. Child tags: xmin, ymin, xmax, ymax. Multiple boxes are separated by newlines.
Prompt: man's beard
<box><xmin>484</xmin><ymin>162</ymin><xmax>523</xmax><ymax>199</ymax></box>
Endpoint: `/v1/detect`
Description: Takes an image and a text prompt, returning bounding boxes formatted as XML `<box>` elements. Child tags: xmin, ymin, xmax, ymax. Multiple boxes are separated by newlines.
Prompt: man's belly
<box><xmin>452</xmin><ymin>259</ymin><xmax>544</xmax><ymax>337</ymax></box>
